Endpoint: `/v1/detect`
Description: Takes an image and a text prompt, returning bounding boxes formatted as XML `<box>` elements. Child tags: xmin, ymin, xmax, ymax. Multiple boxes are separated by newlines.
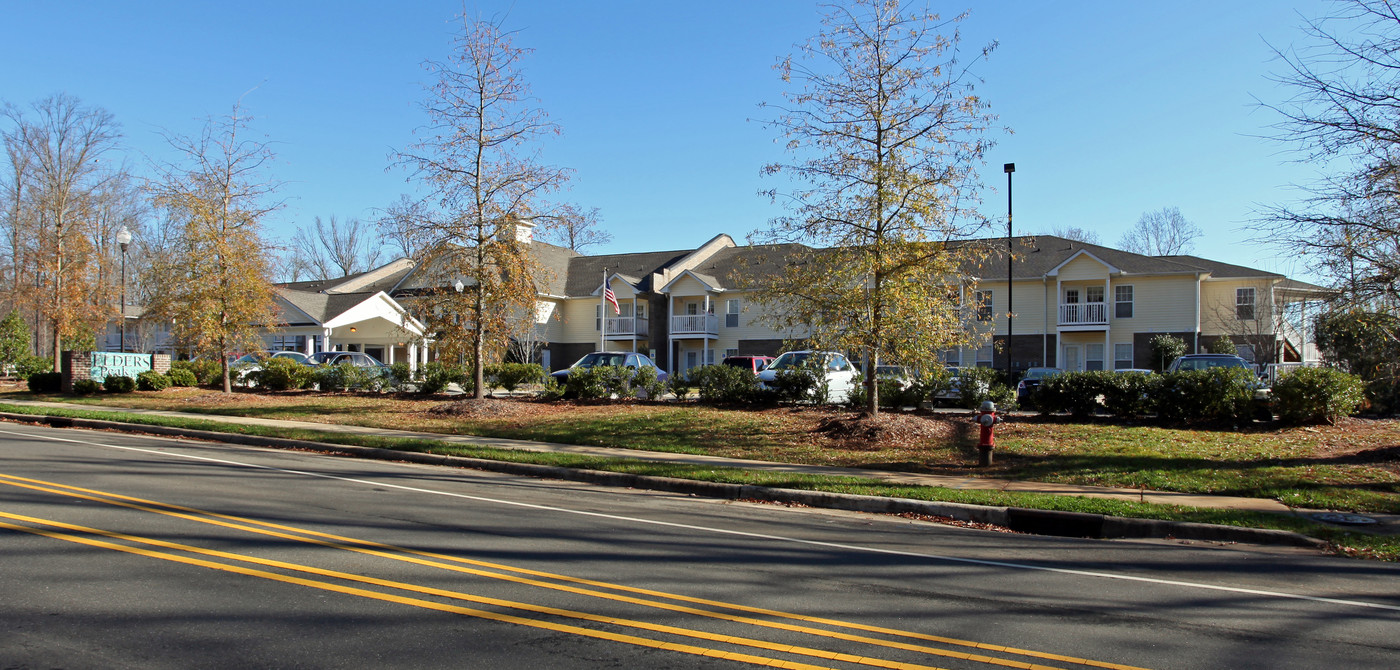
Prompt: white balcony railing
<box><xmin>671</xmin><ymin>314</ymin><xmax>719</xmax><ymax>336</ymax></box>
<box><xmin>604</xmin><ymin>316</ymin><xmax>648</xmax><ymax>338</ymax></box>
<box><xmin>1058</xmin><ymin>302</ymin><xmax>1107</xmax><ymax>326</ymax></box>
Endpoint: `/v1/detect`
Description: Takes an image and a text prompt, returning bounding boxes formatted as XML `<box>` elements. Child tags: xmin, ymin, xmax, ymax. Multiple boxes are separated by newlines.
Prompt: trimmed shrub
<box><xmin>71</xmin><ymin>379</ymin><xmax>100</xmax><ymax>395</ymax></box>
<box><xmin>104</xmin><ymin>375</ymin><xmax>136</xmax><ymax>393</ymax></box>
<box><xmin>1149</xmin><ymin>334</ymin><xmax>1188</xmax><ymax>372</ymax></box>
<box><xmin>768</xmin><ymin>367</ymin><xmax>821</xmax><ymax>404</ymax></box>
<box><xmin>27</xmin><ymin>371</ymin><xmax>61</xmax><ymax>393</ymax></box>
<box><xmin>539</xmin><ymin>377</ymin><xmax>566</xmax><ymax>401</ymax></box>
<box><xmin>956</xmin><ymin>366</ymin><xmax>1003</xmax><ymax>410</ymax></box>
<box><xmin>388</xmin><ymin>362</ymin><xmax>412</xmax><ymax>387</ymax></box>
<box><xmin>15</xmin><ymin>355</ymin><xmax>53</xmax><ymax>379</ymax></box>
<box><xmin>251</xmin><ymin>357</ymin><xmax>314</xmax><ymax>391</ymax></box>
<box><xmin>1207</xmin><ymin>337</ymin><xmax>1239</xmax><ymax>355</ymax></box>
<box><xmin>417</xmin><ymin>362</ymin><xmax>468</xmax><ymax>395</ymax></box>
<box><xmin>167</xmin><ymin>367</ymin><xmax>197</xmax><ymax>387</ymax></box>
<box><xmin>1153</xmin><ymin>367</ymin><xmax>1256</xmax><ymax>425</ymax></box>
<box><xmin>487</xmin><ymin>363</ymin><xmax>546</xmax><ymax>393</ymax></box>
<box><xmin>315</xmin><ymin>362</ymin><xmax>385</xmax><ymax>392</ymax></box>
<box><xmin>848</xmin><ymin>378</ymin><xmax>926</xmax><ymax>409</ymax></box>
<box><xmin>173</xmin><ymin>359</ymin><xmax>222</xmax><ymax>386</ymax></box>
<box><xmin>666</xmin><ymin>373</ymin><xmax>694</xmax><ymax>401</ymax></box>
<box><xmin>630</xmin><ymin>366</ymin><xmax>667</xmax><ymax>400</ymax></box>
<box><xmin>1099</xmin><ymin>371</ymin><xmax>1154</xmax><ymax>419</ymax></box>
<box><xmin>136</xmin><ymin>371</ymin><xmax>172</xmax><ymax>391</ymax></box>
<box><xmin>689</xmin><ymin>364</ymin><xmax>760</xmax><ymax>404</ymax></box>
<box><xmin>1272</xmin><ymin>367</ymin><xmax>1365</xmax><ymax>425</ymax></box>
<box><xmin>1036</xmin><ymin>371</ymin><xmax>1107</xmax><ymax>418</ymax></box>
<box><xmin>564</xmin><ymin>366</ymin><xmax>612</xmax><ymax>400</ymax></box>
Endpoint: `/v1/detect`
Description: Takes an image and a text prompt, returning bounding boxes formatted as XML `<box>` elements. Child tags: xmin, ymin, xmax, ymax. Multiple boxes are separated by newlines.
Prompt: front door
<box><xmin>1062</xmin><ymin>344</ymin><xmax>1082</xmax><ymax>372</ymax></box>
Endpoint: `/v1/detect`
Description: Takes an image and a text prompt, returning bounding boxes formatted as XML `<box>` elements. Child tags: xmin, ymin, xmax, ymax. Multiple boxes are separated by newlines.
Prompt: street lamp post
<box><xmin>1003</xmin><ymin>163</ymin><xmax>1014</xmax><ymax>383</ymax></box>
<box><xmin>116</xmin><ymin>226</ymin><xmax>132</xmax><ymax>353</ymax></box>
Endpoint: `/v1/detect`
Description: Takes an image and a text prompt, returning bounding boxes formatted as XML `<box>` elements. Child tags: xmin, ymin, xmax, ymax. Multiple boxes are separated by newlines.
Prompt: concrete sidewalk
<box><xmin>2</xmin><ymin>398</ymin><xmax>1393</xmax><ymax>537</ymax></box>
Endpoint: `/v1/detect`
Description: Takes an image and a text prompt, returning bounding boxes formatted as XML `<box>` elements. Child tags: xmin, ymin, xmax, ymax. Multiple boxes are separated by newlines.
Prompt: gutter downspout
<box><xmin>1194</xmin><ymin>273</ymin><xmax>1202</xmax><ymax>354</ymax></box>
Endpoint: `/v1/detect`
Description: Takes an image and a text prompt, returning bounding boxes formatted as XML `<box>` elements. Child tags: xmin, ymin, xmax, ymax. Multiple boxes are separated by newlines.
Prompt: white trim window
<box><xmin>1236</xmin><ymin>288</ymin><xmax>1256</xmax><ymax>320</ymax></box>
<box><xmin>1114</xmin><ymin>343</ymin><xmax>1134</xmax><ymax>369</ymax></box>
<box><xmin>975</xmin><ymin>290</ymin><xmax>993</xmax><ymax>322</ymax></box>
<box><xmin>1086</xmin><ymin>343</ymin><xmax>1105</xmax><ymax>371</ymax></box>
<box><xmin>1086</xmin><ymin>285</ymin><xmax>1105</xmax><ymax>304</ymax></box>
<box><xmin>724</xmin><ymin>348</ymin><xmax>738</xmax><ymax>359</ymax></box>
<box><xmin>595</xmin><ymin>305</ymin><xmax>601</xmax><ymax>331</ymax></box>
<box><xmin>726</xmin><ymin>298</ymin><xmax>740</xmax><ymax>328</ymax></box>
<box><xmin>1114</xmin><ymin>285</ymin><xmax>1133</xmax><ymax>318</ymax></box>
<box><xmin>975</xmin><ymin>344</ymin><xmax>993</xmax><ymax>368</ymax></box>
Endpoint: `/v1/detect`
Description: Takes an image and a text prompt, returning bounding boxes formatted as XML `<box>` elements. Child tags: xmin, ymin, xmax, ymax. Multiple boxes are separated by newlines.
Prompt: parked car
<box><xmin>230</xmin><ymin>350</ymin><xmax>313</xmax><ymax>386</ymax></box>
<box><xmin>549</xmin><ymin>351</ymin><xmax>668</xmax><ymax>385</ymax></box>
<box><xmin>721</xmin><ymin>355</ymin><xmax>774</xmax><ymax>374</ymax></box>
<box><xmin>930</xmin><ymin>367</ymin><xmax>988</xmax><ymax>406</ymax></box>
<box><xmin>1016</xmin><ymin>367</ymin><xmax>1063</xmax><ymax>407</ymax></box>
<box><xmin>873</xmin><ymin>365</ymin><xmax>914</xmax><ymax>391</ymax></box>
<box><xmin>1166</xmin><ymin>353</ymin><xmax>1255</xmax><ymax>374</ymax></box>
<box><xmin>308</xmin><ymin>351</ymin><xmax>388</xmax><ymax>370</ymax></box>
<box><xmin>755</xmin><ymin>350</ymin><xmax>858</xmax><ymax>403</ymax></box>
<box><xmin>233</xmin><ymin>350</ymin><xmax>312</xmax><ymax>367</ymax></box>
<box><xmin>1167</xmin><ymin>353</ymin><xmax>1272</xmax><ymax>417</ymax></box>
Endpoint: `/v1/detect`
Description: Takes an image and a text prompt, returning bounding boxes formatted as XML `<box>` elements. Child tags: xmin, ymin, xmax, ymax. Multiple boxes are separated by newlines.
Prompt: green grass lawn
<box><xmin>3</xmin><ymin>386</ymin><xmax>1397</xmax><ymax>560</ymax></box>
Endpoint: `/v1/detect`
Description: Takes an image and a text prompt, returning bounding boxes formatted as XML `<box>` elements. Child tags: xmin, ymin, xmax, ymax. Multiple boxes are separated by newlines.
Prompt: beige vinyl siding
<box><xmin>556</xmin><ymin>297</ymin><xmax>603</xmax><ymax>344</ymax></box>
<box><xmin>1110</xmin><ymin>275</ymin><xmax>1198</xmax><ymax>331</ymax></box>
<box><xmin>1056</xmin><ymin>254</ymin><xmax>1113</xmax><ymax>281</ymax></box>
<box><xmin>718</xmin><ymin>290</ymin><xmax>794</xmax><ymax>342</ymax></box>
<box><xmin>1199</xmin><ymin>278</ymin><xmax>1276</xmax><ymax>335</ymax></box>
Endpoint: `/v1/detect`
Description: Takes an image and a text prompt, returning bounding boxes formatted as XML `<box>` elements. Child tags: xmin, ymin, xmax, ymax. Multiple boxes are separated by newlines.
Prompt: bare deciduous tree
<box><xmin>375</xmin><ymin>193</ymin><xmax>434</xmax><ymax>260</ymax></box>
<box><xmin>145</xmin><ymin>104</ymin><xmax>281</xmax><ymax>393</ymax></box>
<box><xmin>394</xmin><ymin>14</ymin><xmax>569</xmax><ymax>399</ymax></box>
<box><xmin>1049</xmin><ymin>226</ymin><xmax>1101</xmax><ymax>245</ymax></box>
<box><xmin>293</xmin><ymin>214</ymin><xmax>384</xmax><ymax>279</ymax></box>
<box><xmin>537</xmin><ymin>203</ymin><xmax>610</xmax><ymax>252</ymax></box>
<box><xmin>752</xmin><ymin>0</ymin><xmax>998</xmax><ymax>417</ymax></box>
<box><xmin>1254</xmin><ymin>0</ymin><xmax>1400</xmax><ymax>310</ymax></box>
<box><xmin>1118</xmin><ymin>206</ymin><xmax>1202</xmax><ymax>256</ymax></box>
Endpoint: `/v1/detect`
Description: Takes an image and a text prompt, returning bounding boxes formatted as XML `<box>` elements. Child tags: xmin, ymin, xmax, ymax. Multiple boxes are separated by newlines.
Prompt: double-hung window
<box><xmin>1114</xmin><ymin>285</ymin><xmax>1133</xmax><ymax>318</ymax></box>
<box><xmin>726</xmin><ymin>298</ymin><xmax>740</xmax><ymax>328</ymax></box>
<box><xmin>975</xmin><ymin>290</ymin><xmax>993</xmax><ymax>322</ymax></box>
<box><xmin>975</xmin><ymin>345</ymin><xmax>993</xmax><ymax>368</ymax></box>
<box><xmin>1086</xmin><ymin>343</ymin><xmax>1105</xmax><ymax>371</ymax></box>
<box><xmin>1236</xmin><ymin>288</ymin><xmax>1256</xmax><ymax>320</ymax></box>
<box><xmin>1114</xmin><ymin>343</ymin><xmax>1134</xmax><ymax>369</ymax></box>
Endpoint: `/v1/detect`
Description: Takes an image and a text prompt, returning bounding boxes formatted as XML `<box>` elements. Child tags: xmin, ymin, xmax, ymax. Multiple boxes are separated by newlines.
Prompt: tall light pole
<box><xmin>1003</xmin><ymin>163</ymin><xmax>1014</xmax><ymax>383</ymax></box>
<box><xmin>116</xmin><ymin>226</ymin><xmax>132</xmax><ymax>353</ymax></box>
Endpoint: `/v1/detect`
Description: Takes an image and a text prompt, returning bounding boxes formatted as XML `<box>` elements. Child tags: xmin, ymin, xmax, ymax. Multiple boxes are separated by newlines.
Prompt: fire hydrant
<box><xmin>975</xmin><ymin>400</ymin><xmax>1001</xmax><ymax>466</ymax></box>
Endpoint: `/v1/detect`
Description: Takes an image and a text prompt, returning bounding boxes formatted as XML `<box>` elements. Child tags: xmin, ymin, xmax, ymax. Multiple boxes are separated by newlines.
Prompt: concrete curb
<box><xmin>0</xmin><ymin>411</ymin><xmax>1327</xmax><ymax>550</ymax></box>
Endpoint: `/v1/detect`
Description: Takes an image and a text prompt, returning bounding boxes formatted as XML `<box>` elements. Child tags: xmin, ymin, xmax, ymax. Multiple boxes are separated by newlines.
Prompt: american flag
<box><xmin>604</xmin><ymin>286</ymin><xmax>620</xmax><ymax>315</ymax></box>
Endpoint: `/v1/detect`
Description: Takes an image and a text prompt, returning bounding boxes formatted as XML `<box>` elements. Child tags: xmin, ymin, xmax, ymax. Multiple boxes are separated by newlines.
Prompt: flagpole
<box><xmin>600</xmin><ymin>268</ymin><xmax>606</xmax><ymax>353</ymax></box>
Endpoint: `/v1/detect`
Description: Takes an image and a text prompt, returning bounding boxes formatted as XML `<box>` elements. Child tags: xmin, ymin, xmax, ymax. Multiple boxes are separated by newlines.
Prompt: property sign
<box><xmin>89</xmin><ymin>352</ymin><xmax>152</xmax><ymax>382</ymax></box>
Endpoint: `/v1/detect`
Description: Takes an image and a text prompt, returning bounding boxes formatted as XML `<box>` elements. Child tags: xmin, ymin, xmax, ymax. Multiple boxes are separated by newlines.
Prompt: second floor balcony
<box><xmin>604</xmin><ymin>316</ymin><xmax>649</xmax><ymax>338</ymax></box>
<box><xmin>1059</xmin><ymin>302</ymin><xmax>1107</xmax><ymax>326</ymax></box>
<box><xmin>671</xmin><ymin>314</ymin><xmax>718</xmax><ymax>337</ymax></box>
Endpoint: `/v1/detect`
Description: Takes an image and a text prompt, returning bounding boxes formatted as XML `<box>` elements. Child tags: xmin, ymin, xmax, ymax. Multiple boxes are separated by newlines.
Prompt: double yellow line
<box><xmin>0</xmin><ymin>472</ymin><xmax>1151</xmax><ymax>670</ymax></box>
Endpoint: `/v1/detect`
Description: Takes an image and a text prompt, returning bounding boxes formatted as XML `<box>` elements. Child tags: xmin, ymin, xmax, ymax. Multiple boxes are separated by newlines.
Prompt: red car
<box><xmin>721</xmin><ymin>355</ymin><xmax>774</xmax><ymax>374</ymax></box>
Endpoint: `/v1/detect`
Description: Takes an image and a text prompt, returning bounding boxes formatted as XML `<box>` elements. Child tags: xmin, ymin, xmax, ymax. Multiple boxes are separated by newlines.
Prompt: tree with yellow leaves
<box><xmin>752</xmin><ymin>0</ymin><xmax>1001</xmax><ymax>416</ymax></box>
<box><xmin>395</xmin><ymin>14</ymin><xmax>567</xmax><ymax>399</ymax></box>
<box><xmin>145</xmin><ymin>105</ymin><xmax>280</xmax><ymax>393</ymax></box>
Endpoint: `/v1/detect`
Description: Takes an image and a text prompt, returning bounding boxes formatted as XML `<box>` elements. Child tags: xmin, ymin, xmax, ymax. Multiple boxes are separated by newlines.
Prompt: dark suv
<box><xmin>1167</xmin><ymin>354</ymin><xmax>1272</xmax><ymax>418</ymax></box>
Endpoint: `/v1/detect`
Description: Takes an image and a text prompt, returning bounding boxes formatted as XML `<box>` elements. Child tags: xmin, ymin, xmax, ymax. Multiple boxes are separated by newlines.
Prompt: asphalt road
<box><xmin>2</xmin><ymin>423</ymin><xmax>1398</xmax><ymax>670</ymax></box>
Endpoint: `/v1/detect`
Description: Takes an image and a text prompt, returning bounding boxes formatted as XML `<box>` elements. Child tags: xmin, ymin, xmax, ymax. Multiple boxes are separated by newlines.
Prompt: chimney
<box><xmin>516</xmin><ymin>219</ymin><xmax>536</xmax><ymax>244</ymax></box>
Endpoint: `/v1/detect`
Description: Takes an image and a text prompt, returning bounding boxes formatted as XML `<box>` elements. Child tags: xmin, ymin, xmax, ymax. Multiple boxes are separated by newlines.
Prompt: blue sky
<box><xmin>1</xmin><ymin>1</ymin><xmax>1333</xmax><ymax>278</ymax></box>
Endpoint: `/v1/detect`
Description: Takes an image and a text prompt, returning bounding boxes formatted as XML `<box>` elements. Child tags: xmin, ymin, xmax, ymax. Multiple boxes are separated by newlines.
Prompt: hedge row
<box><xmin>1030</xmin><ymin>367</ymin><xmax>1363</xmax><ymax>425</ymax></box>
